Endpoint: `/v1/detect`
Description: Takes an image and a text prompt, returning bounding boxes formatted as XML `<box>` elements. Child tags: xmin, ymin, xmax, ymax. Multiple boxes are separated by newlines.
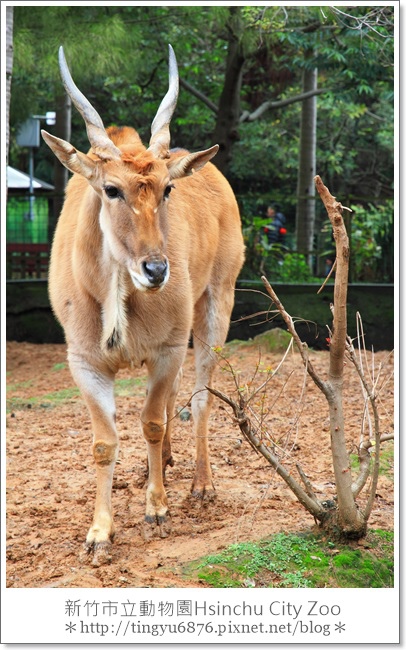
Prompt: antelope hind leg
<box><xmin>191</xmin><ymin>286</ymin><xmax>236</xmax><ymax>499</ymax></box>
<box><xmin>161</xmin><ymin>368</ymin><xmax>182</xmax><ymax>480</ymax></box>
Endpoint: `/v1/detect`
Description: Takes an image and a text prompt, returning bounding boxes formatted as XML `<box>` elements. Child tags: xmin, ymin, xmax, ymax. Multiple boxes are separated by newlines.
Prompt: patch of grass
<box><xmin>182</xmin><ymin>530</ymin><xmax>394</xmax><ymax>588</ymax></box>
<box><xmin>6</xmin><ymin>376</ymin><xmax>147</xmax><ymax>412</ymax></box>
<box><xmin>115</xmin><ymin>377</ymin><xmax>146</xmax><ymax>397</ymax></box>
<box><xmin>42</xmin><ymin>387</ymin><xmax>81</xmax><ymax>403</ymax></box>
<box><xmin>52</xmin><ymin>362</ymin><xmax>67</xmax><ymax>371</ymax></box>
<box><xmin>6</xmin><ymin>379</ymin><xmax>34</xmax><ymax>392</ymax></box>
<box><xmin>6</xmin><ymin>386</ymin><xmax>80</xmax><ymax>412</ymax></box>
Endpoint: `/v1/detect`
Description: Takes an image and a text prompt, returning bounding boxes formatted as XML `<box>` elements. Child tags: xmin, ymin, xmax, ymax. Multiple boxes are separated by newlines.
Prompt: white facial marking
<box><xmin>129</xmin><ymin>264</ymin><xmax>170</xmax><ymax>293</ymax></box>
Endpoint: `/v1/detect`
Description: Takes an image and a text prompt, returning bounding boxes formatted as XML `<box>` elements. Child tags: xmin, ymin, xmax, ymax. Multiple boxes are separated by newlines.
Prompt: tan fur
<box><xmin>46</xmin><ymin>123</ymin><xmax>244</xmax><ymax>559</ymax></box>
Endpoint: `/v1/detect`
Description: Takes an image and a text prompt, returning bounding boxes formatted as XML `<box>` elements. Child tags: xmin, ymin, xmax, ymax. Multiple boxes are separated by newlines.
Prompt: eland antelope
<box><xmin>42</xmin><ymin>45</ymin><xmax>245</xmax><ymax>565</ymax></box>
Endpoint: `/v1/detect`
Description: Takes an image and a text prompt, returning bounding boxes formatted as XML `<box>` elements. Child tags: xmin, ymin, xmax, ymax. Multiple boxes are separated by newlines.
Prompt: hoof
<box><xmin>163</xmin><ymin>455</ymin><xmax>175</xmax><ymax>470</ymax></box>
<box><xmin>191</xmin><ymin>485</ymin><xmax>216</xmax><ymax>502</ymax></box>
<box><xmin>80</xmin><ymin>540</ymin><xmax>113</xmax><ymax>567</ymax></box>
<box><xmin>141</xmin><ymin>513</ymin><xmax>171</xmax><ymax>541</ymax></box>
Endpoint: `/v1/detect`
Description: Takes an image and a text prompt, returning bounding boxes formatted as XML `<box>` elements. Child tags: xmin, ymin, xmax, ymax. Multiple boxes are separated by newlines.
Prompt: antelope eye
<box><xmin>164</xmin><ymin>184</ymin><xmax>174</xmax><ymax>200</ymax></box>
<box><xmin>104</xmin><ymin>185</ymin><xmax>122</xmax><ymax>199</ymax></box>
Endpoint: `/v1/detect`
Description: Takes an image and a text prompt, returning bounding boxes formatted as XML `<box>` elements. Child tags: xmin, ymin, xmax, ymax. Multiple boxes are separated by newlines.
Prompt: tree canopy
<box><xmin>9</xmin><ymin>4</ymin><xmax>395</xmax><ymax>282</ymax></box>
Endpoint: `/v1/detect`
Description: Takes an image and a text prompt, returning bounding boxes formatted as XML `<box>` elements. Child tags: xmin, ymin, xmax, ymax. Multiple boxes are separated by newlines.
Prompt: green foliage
<box><xmin>11</xmin><ymin>7</ymin><xmax>137</xmax><ymax>127</ymax></box>
<box><xmin>315</xmin><ymin>198</ymin><xmax>394</xmax><ymax>282</ymax></box>
<box><xmin>183</xmin><ymin>530</ymin><xmax>394</xmax><ymax>588</ymax></box>
<box><xmin>329</xmin><ymin>548</ymin><xmax>393</xmax><ymax>588</ymax></box>
<box><xmin>242</xmin><ymin>214</ymin><xmax>319</xmax><ymax>282</ymax></box>
<box><xmin>349</xmin><ymin>201</ymin><xmax>394</xmax><ymax>282</ymax></box>
<box><xmin>9</xmin><ymin>5</ymin><xmax>394</xmax><ymax>283</ymax></box>
<box><xmin>268</xmin><ymin>252</ymin><xmax>318</xmax><ymax>282</ymax></box>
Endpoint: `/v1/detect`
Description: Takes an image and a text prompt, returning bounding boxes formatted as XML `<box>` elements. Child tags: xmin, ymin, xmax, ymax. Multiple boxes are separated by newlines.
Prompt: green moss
<box><xmin>331</xmin><ymin>548</ymin><xmax>393</xmax><ymax>588</ymax></box>
<box><xmin>224</xmin><ymin>328</ymin><xmax>292</xmax><ymax>355</ymax></box>
<box><xmin>252</xmin><ymin>328</ymin><xmax>293</xmax><ymax>353</ymax></box>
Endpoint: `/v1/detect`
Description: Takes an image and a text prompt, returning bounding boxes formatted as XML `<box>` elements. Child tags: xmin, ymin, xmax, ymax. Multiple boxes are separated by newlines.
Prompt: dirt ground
<box><xmin>6</xmin><ymin>339</ymin><xmax>394</xmax><ymax>588</ymax></box>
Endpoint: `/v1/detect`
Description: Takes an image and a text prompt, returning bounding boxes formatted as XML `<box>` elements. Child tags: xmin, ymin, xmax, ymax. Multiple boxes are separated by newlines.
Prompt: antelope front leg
<box><xmin>142</xmin><ymin>417</ymin><xmax>170</xmax><ymax>540</ymax></box>
<box><xmin>69</xmin><ymin>355</ymin><xmax>117</xmax><ymax>566</ymax></box>
<box><xmin>141</xmin><ymin>354</ymin><xmax>184</xmax><ymax>540</ymax></box>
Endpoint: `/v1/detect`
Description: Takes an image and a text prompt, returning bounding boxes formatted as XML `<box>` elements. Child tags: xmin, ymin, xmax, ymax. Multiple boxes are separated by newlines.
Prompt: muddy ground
<box><xmin>6</xmin><ymin>339</ymin><xmax>394</xmax><ymax>588</ymax></box>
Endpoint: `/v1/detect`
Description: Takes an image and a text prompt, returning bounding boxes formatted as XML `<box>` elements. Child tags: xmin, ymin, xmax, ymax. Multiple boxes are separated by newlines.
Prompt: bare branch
<box><xmin>246</xmin><ymin>336</ymin><xmax>293</xmax><ymax>406</ymax></box>
<box><xmin>330</xmin><ymin>6</ymin><xmax>394</xmax><ymax>39</ymax></box>
<box><xmin>179</xmin><ymin>78</ymin><xmax>218</xmax><ymax>114</ymax></box>
<box><xmin>381</xmin><ymin>433</ymin><xmax>394</xmax><ymax>442</ymax></box>
<box><xmin>296</xmin><ymin>463</ymin><xmax>319</xmax><ymax>502</ymax></box>
<box><xmin>314</xmin><ymin>175</ymin><xmax>350</xmax><ymax>379</ymax></box>
<box><xmin>180</xmin><ymin>77</ymin><xmax>327</xmax><ymax>125</ymax></box>
<box><xmin>261</xmin><ymin>276</ymin><xmax>331</xmax><ymax>397</ymax></box>
<box><xmin>345</xmin><ymin>337</ymin><xmax>381</xmax><ymax>516</ymax></box>
<box><xmin>317</xmin><ymin>258</ymin><xmax>337</xmax><ymax>294</ymax></box>
<box><xmin>351</xmin><ymin>443</ymin><xmax>373</xmax><ymax>499</ymax></box>
<box><xmin>240</xmin><ymin>88</ymin><xmax>326</xmax><ymax>123</ymax></box>
<box><xmin>206</xmin><ymin>385</ymin><xmax>325</xmax><ymax>519</ymax></box>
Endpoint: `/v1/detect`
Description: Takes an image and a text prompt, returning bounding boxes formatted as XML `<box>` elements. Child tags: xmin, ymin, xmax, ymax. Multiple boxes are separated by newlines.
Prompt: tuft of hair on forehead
<box><xmin>121</xmin><ymin>151</ymin><xmax>158</xmax><ymax>177</ymax></box>
<box><xmin>119</xmin><ymin>151</ymin><xmax>168</xmax><ymax>200</ymax></box>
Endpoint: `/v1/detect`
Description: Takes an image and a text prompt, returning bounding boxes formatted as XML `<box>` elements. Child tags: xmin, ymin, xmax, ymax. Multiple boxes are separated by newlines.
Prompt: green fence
<box><xmin>6</xmin><ymin>195</ymin><xmax>51</xmax><ymax>279</ymax></box>
<box><xmin>7</xmin><ymin>196</ymin><xmax>49</xmax><ymax>243</ymax></box>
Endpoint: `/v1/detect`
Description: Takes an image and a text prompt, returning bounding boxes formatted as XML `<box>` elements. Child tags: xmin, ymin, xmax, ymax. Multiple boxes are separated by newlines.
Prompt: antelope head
<box><xmin>42</xmin><ymin>46</ymin><xmax>218</xmax><ymax>291</ymax></box>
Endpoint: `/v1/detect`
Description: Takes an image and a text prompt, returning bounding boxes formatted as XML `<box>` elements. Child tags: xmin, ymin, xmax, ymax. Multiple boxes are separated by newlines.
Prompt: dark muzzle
<box><xmin>142</xmin><ymin>259</ymin><xmax>168</xmax><ymax>287</ymax></box>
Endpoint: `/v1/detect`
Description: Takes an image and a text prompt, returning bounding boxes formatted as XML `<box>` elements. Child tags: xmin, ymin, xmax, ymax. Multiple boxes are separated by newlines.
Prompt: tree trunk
<box><xmin>6</xmin><ymin>6</ymin><xmax>14</xmax><ymax>170</ymax></box>
<box><xmin>211</xmin><ymin>7</ymin><xmax>245</xmax><ymax>174</ymax></box>
<box><xmin>315</xmin><ymin>176</ymin><xmax>367</xmax><ymax>536</ymax></box>
<box><xmin>50</xmin><ymin>92</ymin><xmax>71</xmax><ymax>242</ymax></box>
<box><xmin>295</xmin><ymin>67</ymin><xmax>317</xmax><ymax>268</ymax></box>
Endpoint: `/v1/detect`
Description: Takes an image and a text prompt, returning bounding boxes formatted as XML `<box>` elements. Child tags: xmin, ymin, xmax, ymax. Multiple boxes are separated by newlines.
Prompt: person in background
<box><xmin>264</xmin><ymin>204</ymin><xmax>287</xmax><ymax>245</ymax></box>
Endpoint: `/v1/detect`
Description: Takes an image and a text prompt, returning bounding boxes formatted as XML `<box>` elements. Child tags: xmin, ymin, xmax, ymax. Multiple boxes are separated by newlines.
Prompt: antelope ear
<box><xmin>42</xmin><ymin>130</ymin><xmax>96</xmax><ymax>180</ymax></box>
<box><xmin>167</xmin><ymin>145</ymin><xmax>219</xmax><ymax>179</ymax></box>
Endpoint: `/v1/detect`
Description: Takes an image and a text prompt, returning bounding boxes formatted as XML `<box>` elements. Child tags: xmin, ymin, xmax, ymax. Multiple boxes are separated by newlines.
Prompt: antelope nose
<box><xmin>142</xmin><ymin>259</ymin><xmax>168</xmax><ymax>286</ymax></box>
